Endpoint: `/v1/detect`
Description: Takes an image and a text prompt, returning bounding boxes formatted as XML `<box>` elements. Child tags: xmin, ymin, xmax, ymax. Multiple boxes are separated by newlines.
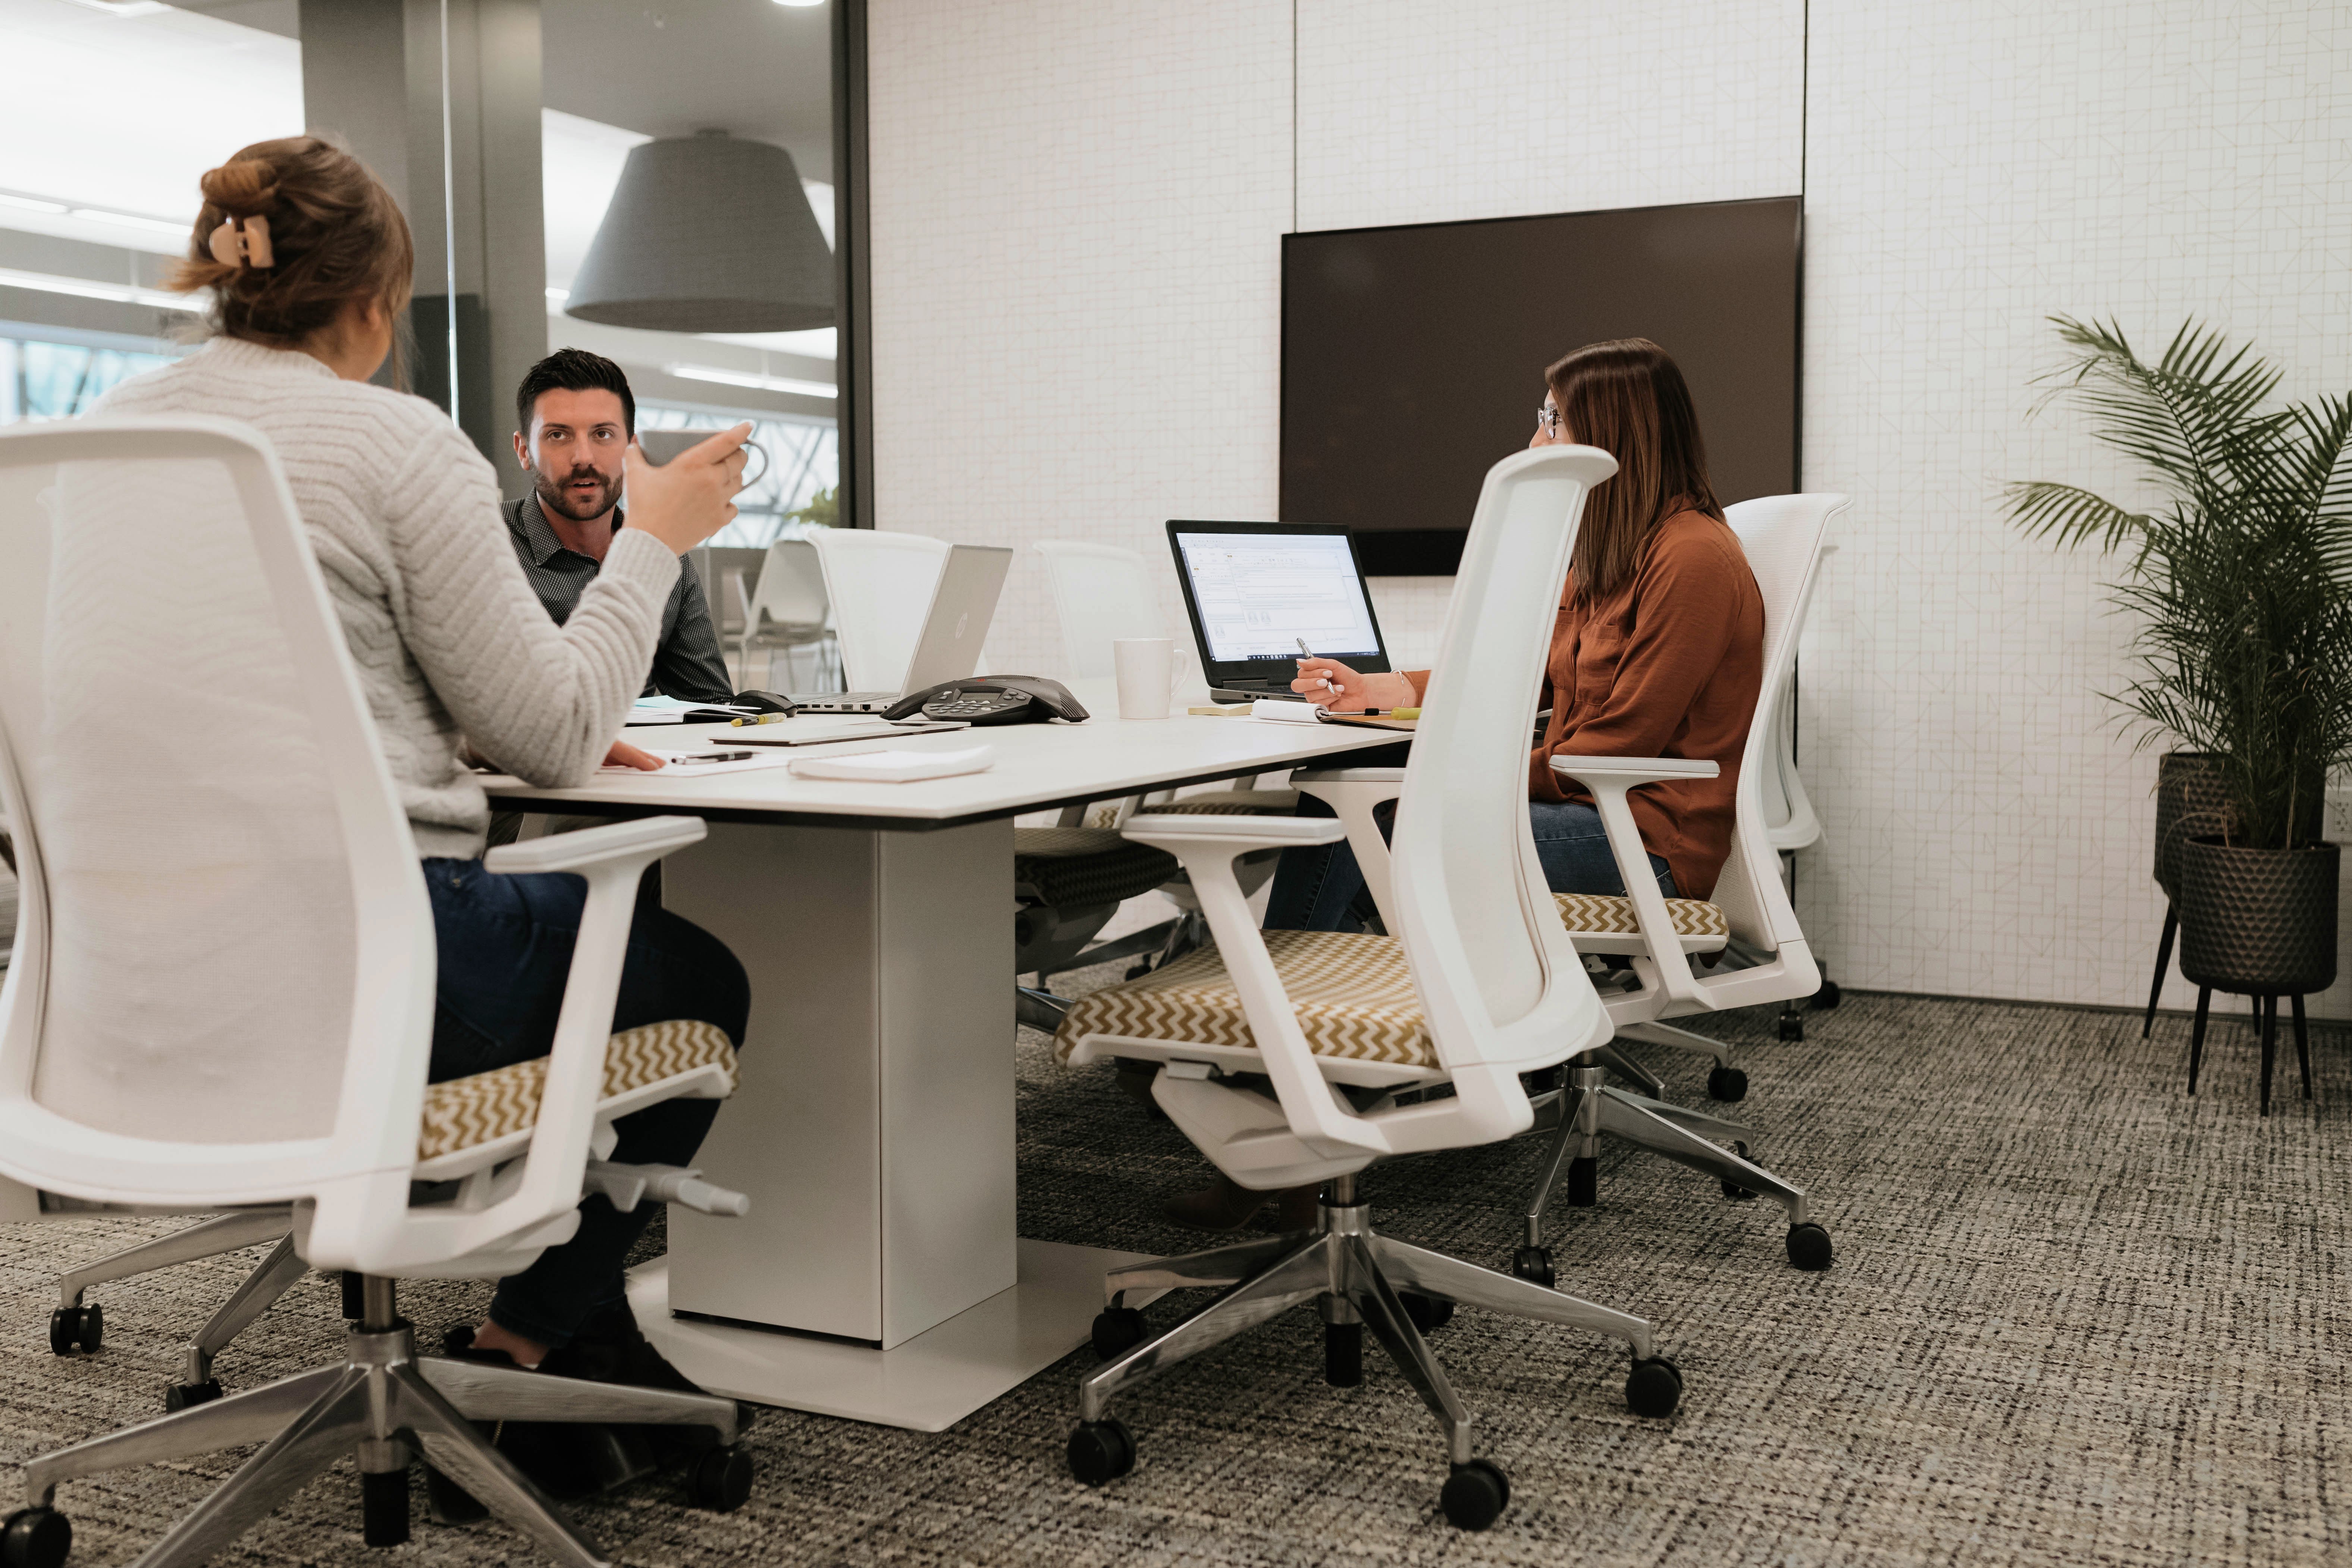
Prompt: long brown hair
<box><xmin>1545</xmin><ymin>338</ymin><xmax>1722</xmax><ymax>602</ymax></box>
<box><xmin>168</xmin><ymin>137</ymin><xmax>414</xmax><ymax>374</ymax></box>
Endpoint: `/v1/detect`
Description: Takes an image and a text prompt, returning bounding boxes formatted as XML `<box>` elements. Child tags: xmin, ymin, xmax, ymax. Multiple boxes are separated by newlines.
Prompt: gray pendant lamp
<box><xmin>565</xmin><ymin>130</ymin><xmax>833</xmax><ymax>333</ymax></box>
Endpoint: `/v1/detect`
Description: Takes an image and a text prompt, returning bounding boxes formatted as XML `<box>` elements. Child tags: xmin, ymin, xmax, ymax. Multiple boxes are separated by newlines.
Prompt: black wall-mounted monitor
<box><xmin>1280</xmin><ymin>197</ymin><xmax>1801</xmax><ymax>576</ymax></box>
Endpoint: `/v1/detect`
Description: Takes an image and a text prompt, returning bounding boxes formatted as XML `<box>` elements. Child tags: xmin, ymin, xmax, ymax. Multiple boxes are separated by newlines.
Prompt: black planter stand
<box><xmin>2186</xmin><ymin>989</ymin><xmax>2314</xmax><ymax>1116</ymax></box>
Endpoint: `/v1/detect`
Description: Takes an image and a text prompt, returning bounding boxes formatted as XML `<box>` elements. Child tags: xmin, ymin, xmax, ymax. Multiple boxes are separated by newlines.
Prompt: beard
<box><xmin>536</xmin><ymin>465</ymin><xmax>621</xmax><ymax>523</ymax></box>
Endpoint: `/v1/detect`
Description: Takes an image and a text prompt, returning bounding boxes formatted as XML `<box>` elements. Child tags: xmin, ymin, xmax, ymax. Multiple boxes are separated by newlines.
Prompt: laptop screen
<box><xmin>1166</xmin><ymin>521</ymin><xmax>1392</xmax><ymax>683</ymax></box>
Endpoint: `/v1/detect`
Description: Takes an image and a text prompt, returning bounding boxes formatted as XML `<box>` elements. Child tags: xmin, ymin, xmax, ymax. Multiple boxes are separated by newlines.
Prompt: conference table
<box><xmin>482</xmin><ymin>702</ymin><xmax>1402</xmax><ymax>1431</ymax></box>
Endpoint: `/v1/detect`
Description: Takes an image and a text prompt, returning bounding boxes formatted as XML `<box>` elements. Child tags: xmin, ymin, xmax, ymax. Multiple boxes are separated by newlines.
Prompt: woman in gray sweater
<box><xmin>100</xmin><ymin>137</ymin><xmax>752</xmax><ymax>1423</ymax></box>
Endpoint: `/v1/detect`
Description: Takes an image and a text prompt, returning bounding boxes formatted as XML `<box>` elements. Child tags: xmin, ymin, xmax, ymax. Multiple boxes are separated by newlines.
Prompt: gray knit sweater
<box><xmin>97</xmin><ymin>337</ymin><xmax>678</xmax><ymax>859</ymax></box>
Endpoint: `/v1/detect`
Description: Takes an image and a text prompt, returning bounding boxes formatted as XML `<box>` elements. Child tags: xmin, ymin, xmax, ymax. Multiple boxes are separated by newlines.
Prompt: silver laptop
<box><xmin>790</xmin><ymin>543</ymin><xmax>1014</xmax><ymax>713</ymax></box>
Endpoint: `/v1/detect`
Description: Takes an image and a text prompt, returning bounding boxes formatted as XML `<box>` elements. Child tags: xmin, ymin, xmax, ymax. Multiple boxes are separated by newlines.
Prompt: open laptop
<box><xmin>1164</xmin><ymin>521</ymin><xmax>1395</xmax><ymax>702</ymax></box>
<box><xmin>790</xmin><ymin>543</ymin><xmax>1014</xmax><ymax>712</ymax></box>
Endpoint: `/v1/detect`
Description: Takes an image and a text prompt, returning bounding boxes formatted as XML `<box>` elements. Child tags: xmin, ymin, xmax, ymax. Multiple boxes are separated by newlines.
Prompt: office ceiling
<box><xmin>170</xmin><ymin>0</ymin><xmax>833</xmax><ymax>175</ymax></box>
<box><xmin>542</xmin><ymin>0</ymin><xmax>832</xmax><ymax>175</ymax></box>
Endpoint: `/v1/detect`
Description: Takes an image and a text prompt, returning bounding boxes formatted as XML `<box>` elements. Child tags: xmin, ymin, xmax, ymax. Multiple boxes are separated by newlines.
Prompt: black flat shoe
<box><xmin>431</xmin><ymin>1327</ymin><xmax>655</xmax><ymax>1505</ymax></box>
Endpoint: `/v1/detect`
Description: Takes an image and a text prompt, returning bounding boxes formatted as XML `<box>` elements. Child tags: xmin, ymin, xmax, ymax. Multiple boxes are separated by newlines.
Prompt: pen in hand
<box><xmin>1295</xmin><ymin>637</ymin><xmax>1339</xmax><ymax>702</ymax></box>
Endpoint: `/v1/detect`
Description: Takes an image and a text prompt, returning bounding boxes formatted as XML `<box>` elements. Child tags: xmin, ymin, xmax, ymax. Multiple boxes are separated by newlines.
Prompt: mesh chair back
<box><xmin>1713</xmin><ymin>494</ymin><xmax>1847</xmax><ymax>947</ymax></box>
<box><xmin>1032</xmin><ymin>541</ymin><xmax>1169</xmax><ymax>680</ymax></box>
<box><xmin>0</xmin><ymin>418</ymin><xmax>434</xmax><ymax>1201</ymax></box>
<box><xmin>808</xmin><ymin>528</ymin><xmax>948</xmax><ymax>692</ymax></box>
<box><xmin>748</xmin><ymin>538</ymin><xmax>829</xmax><ymax>630</ymax></box>
<box><xmin>1390</xmin><ymin>445</ymin><xmax>1618</xmax><ymax>1069</ymax></box>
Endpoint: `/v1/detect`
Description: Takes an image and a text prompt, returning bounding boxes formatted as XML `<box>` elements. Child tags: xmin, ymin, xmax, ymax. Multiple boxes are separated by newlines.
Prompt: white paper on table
<box><xmin>787</xmin><ymin>744</ymin><xmax>996</xmax><ymax>783</ymax></box>
<box><xmin>1250</xmin><ymin>698</ymin><xmax>1320</xmax><ymax>723</ymax></box>
<box><xmin>598</xmin><ymin>747</ymin><xmax>798</xmax><ymax>778</ymax></box>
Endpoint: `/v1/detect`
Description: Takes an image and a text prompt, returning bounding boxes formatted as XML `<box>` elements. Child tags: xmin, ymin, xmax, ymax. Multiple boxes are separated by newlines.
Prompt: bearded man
<box><xmin>505</xmin><ymin>348</ymin><xmax>734</xmax><ymax>704</ymax></box>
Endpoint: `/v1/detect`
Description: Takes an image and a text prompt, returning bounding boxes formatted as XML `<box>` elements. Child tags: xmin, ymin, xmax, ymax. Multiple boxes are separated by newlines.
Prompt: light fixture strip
<box><xmin>666</xmin><ymin>362</ymin><xmax>837</xmax><ymax>401</ymax></box>
<box><xmin>0</xmin><ymin>266</ymin><xmax>201</xmax><ymax>313</ymax></box>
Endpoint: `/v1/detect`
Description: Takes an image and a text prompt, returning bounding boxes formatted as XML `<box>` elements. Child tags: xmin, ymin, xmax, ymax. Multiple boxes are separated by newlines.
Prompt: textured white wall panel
<box><xmin>1800</xmin><ymin>0</ymin><xmax>2352</xmax><ymax>1018</ymax></box>
<box><xmin>1295</xmin><ymin>0</ymin><xmax>1805</xmax><ymax>232</ymax></box>
<box><xmin>866</xmin><ymin>0</ymin><xmax>1293</xmax><ymax>677</ymax></box>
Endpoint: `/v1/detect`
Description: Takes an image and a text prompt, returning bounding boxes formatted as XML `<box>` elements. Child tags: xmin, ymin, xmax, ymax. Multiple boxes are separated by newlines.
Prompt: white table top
<box><xmin>480</xmin><ymin>709</ymin><xmax>1407</xmax><ymax>830</ymax></box>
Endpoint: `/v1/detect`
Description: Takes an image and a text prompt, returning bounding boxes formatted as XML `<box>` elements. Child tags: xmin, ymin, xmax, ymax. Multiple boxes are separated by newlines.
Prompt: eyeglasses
<box><xmin>1535</xmin><ymin>403</ymin><xmax>1562</xmax><ymax>439</ymax></box>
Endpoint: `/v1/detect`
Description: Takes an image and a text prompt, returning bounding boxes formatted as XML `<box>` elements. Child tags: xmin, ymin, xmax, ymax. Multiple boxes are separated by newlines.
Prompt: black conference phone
<box><xmin>881</xmin><ymin>675</ymin><xmax>1089</xmax><ymax>726</ymax></box>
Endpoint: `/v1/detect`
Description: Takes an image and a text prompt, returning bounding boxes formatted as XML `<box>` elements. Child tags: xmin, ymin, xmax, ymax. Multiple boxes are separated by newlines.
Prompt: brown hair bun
<box><xmin>168</xmin><ymin>136</ymin><xmax>414</xmax><ymax>362</ymax></box>
<box><xmin>199</xmin><ymin>159</ymin><xmax>280</xmax><ymax>217</ymax></box>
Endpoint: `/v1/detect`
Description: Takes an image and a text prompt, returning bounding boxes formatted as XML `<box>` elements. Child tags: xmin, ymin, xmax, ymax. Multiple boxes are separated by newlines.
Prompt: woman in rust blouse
<box><xmin>1268</xmin><ymin>336</ymin><xmax>1765</xmax><ymax>927</ymax></box>
<box><xmin>1165</xmin><ymin>339</ymin><xmax>1764</xmax><ymax>1231</ymax></box>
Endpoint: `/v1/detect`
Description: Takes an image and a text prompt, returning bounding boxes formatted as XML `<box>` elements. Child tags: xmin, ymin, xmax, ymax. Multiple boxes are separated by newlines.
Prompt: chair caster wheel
<box><xmin>1813</xmin><ymin>980</ymin><xmax>1842</xmax><ymax>1010</ymax></box>
<box><xmin>1509</xmin><ymin>1246</ymin><xmax>1555</xmax><ymax>1289</ymax></box>
<box><xmin>1440</xmin><ymin>1458</ymin><xmax>1510</xmax><ymax>1530</ymax></box>
<box><xmin>163</xmin><ymin>1379</ymin><xmax>222</xmax><ymax>1413</ymax></box>
<box><xmin>1787</xmin><ymin>1222</ymin><xmax>1834</xmax><ymax>1271</ymax></box>
<box><xmin>1067</xmin><ymin>1418</ymin><xmax>1136</xmax><ymax>1486</ymax></box>
<box><xmin>1</xmin><ymin>1506</ymin><xmax>71</xmax><ymax>1568</ymax></box>
<box><xmin>1625</xmin><ymin>1355</ymin><xmax>1683</xmax><ymax>1418</ymax></box>
<box><xmin>1091</xmin><ymin>1306</ymin><xmax>1146</xmax><ymax>1360</ymax></box>
<box><xmin>1400</xmin><ymin>1292</ymin><xmax>1454</xmax><ymax>1333</ymax></box>
<box><xmin>1565</xmin><ymin>1155</ymin><xmax>1597</xmax><ymax>1208</ymax></box>
<box><xmin>1123</xmin><ymin>960</ymin><xmax>1154</xmax><ymax>980</ymax></box>
<box><xmin>47</xmin><ymin>1304</ymin><xmax>100</xmax><ymax>1357</ymax></box>
<box><xmin>1707</xmin><ymin>1064</ymin><xmax>1748</xmax><ymax>1101</ymax></box>
<box><xmin>424</xmin><ymin>1463</ymin><xmax>489</xmax><ymax>1525</ymax></box>
<box><xmin>361</xmin><ymin>1467</ymin><xmax>410</xmax><ymax>1547</ymax></box>
<box><xmin>1722</xmin><ymin>1141</ymin><xmax>1757</xmax><ymax>1201</ymax></box>
<box><xmin>686</xmin><ymin>1445</ymin><xmax>754</xmax><ymax>1512</ymax></box>
<box><xmin>1777</xmin><ymin>1013</ymin><xmax>1804</xmax><ymax>1042</ymax></box>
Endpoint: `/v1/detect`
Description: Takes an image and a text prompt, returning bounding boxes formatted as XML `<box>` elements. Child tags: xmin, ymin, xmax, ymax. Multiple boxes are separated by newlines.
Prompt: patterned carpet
<box><xmin>2</xmin><ymin>978</ymin><xmax>2345</xmax><ymax>1567</ymax></box>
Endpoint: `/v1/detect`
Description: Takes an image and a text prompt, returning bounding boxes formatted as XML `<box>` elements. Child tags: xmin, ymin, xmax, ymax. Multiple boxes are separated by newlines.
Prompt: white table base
<box><xmin>626</xmin><ymin>1240</ymin><xmax>1164</xmax><ymax>1432</ymax></box>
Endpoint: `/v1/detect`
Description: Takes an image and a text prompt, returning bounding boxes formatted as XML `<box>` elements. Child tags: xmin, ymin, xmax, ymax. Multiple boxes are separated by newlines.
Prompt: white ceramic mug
<box><xmin>1113</xmin><ymin>638</ymin><xmax>1191</xmax><ymax>719</ymax></box>
<box><xmin>638</xmin><ymin>428</ymin><xmax>770</xmax><ymax>490</ymax></box>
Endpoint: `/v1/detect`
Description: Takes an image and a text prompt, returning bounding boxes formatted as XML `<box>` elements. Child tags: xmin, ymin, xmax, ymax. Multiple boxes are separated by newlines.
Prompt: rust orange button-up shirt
<box><xmin>1404</xmin><ymin>509</ymin><xmax>1763</xmax><ymax>899</ymax></box>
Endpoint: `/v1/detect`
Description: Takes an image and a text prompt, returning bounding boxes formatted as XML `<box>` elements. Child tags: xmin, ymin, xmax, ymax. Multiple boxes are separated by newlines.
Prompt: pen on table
<box><xmin>730</xmin><ymin>711</ymin><xmax>792</xmax><ymax>726</ymax></box>
<box><xmin>1295</xmin><ymin>637</ymin><xmax>1338</xmax><ymax>699</ymax></box>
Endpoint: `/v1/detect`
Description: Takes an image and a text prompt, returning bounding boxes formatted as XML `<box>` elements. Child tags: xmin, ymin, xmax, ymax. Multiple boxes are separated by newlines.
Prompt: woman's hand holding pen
<box><xmin>1291</xmin><ymin>658</ymin><xmax>1418</xmax><ymax>712</ymax></box>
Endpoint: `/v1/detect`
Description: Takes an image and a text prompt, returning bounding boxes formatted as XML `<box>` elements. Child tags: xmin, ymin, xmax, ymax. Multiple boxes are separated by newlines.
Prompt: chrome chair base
<box><xmin>1523</xmin><ymin>1056</ymin><xmax>1833</xmax><ymax>1272</ymax></box>
<box><xmin>1066</xmin><ymin>1177</ymin><xmax>1681</xmax><ymax>1528</ymax></box>
<box><xmin>12</xmin><ymin>1279</ymin><xmax>743</xmax><ymax>1568</ymax></box>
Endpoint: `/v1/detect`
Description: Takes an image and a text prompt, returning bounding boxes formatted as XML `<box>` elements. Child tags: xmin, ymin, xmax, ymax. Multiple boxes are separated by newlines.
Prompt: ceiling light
<box><xmin>64</xmin><ymin>0</ymin><xmax>172</xmax><ymax>15</ymax></box>
<box><xmin>0</xmin><ymin>193</ymin><xmax>71</xmax><ymax>216</ymax></box>
<box><xmin>665</xmin><ymin>363</ymin><xmax>835</xmax><ymax>400</ymax></box>
<box><xmin>771</xmin><ymin>0</ymin><xmax>824</xmax><ymax>7</ymax></box>
<box><xmin>69</xmin><ymin>208</ymin><xmax>192</xmax><ymax>237</ymax></box>
<box><xmin>566</xmin><ymin>131</ymin><xmax>832</xmax><ymax>334</ymax></box>
<box><xmin>0</xmin><ymin>267</ymin><xmax>200</xmax><ymax>311</ymax></box>
<box><xmin>545</xmin><ymin>286</ymin><xmax>571</xmax><ymax>302</ymax></box>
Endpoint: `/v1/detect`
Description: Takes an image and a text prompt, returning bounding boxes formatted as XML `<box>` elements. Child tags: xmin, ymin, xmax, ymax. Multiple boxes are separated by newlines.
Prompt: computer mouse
<box><xmin>733</xmin><ymin>691</ymin><xmax>801</xmax><ymax>715</ymax></box>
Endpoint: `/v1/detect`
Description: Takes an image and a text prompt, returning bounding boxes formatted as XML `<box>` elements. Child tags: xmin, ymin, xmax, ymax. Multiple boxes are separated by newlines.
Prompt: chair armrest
<box><xmin>1288</xmin><ymin>772</ymin><xmax>1407</xmax><ymax>934</ymax></box>
<box><xmin>484</xmin><ymin>815</ymin><xmax>707</xmax><ymax>874</ymax></box>
<box><xmin>439</xmin><ymin>815</ymin><xmax>710</xmax><ymax>1258</ymax></box>
<box><xmin>1543</xmin><ymin>763</ymin><xmax>1715</xmax><ymax>1010</ymax></box>
<box><xmin>1289</xmin><ymin>768</ymin><xmax>1405</xmax><ymax>786</ymax></box>
<box><xmin>1115</xmin><ymin>817</ymin><xmax>1386</xmax><ymax>1158</ymax></box>
<box><xmin>1120</xmin><ymin>813</ymin><xmax>1345</xmax><ymax>851</ymax></box>
<box><xmin>1548</xmin><ymin>755</ymin><xmax>1720</xmax><ymax>785</ymax></box>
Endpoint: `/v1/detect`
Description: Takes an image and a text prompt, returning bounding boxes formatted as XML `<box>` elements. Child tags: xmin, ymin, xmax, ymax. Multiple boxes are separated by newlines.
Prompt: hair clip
<box><xmin>207</xmin><ymin>215</ymin><xmax>275</xmax><ymax>270</ymax></box>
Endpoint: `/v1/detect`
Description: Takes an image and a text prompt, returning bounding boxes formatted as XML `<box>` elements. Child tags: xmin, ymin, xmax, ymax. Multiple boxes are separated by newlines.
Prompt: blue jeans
<box><xmin>424</xmin><ymin>858</ymin><xmax>750</xmax><ymax>1349</ymax></box>
<box><xmin>1262</xmin><ymin>797</ymin><xmax>1675</xmax><ymax>932</ymax></box>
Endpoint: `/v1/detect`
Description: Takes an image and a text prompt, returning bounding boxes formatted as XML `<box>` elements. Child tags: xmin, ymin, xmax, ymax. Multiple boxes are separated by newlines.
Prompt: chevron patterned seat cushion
<box><xmin>1013</xmin><ymin>827</ymin><xmax>1180</xmax><ymax>908</ymax></box>
<box><xmin>1553</xmin><ymin>891</ymin><xmax>1729</xmax><ymax>941</ymax></box>
<box><xmin>1053</xmin><ymin>929</ymin><xmax>1436</xmax><ymax>1070</ymax></box>
<box><xmin>417</xmin><ymin>1019</ymin><xmax>738</xmax><ymax>1162</ymax></box>
<box><xmin>1145</xmin><ymin>788</ymin><xmax>1301</xmax><ymax>816</ymax></box>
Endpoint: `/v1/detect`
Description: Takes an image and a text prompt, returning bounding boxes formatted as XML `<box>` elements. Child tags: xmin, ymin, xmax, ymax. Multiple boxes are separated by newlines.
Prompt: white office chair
<box><xmin>806</xmin><ymin>527</ymin><xmax>950</xmax><ymax>693</ymax></box>
<box><xmin>1027</xmin><ymin>542</ymin><xmax>1296</xmax><ymax>997</ymax></box>
<box><xmin>1754</xmin><ymin>542</ymin><xmax>1843</xmax><ymax>1038</ymax></box>
<box><xmin>734</xmin><ymin>537</ymin><xmax>837</xmax><ymax>692</ymax></box>
<box><xmin>1519</xmin><ymin>494</ymin><xmax>1849</xmax><ymax>1273</ymax></box>
<box><xmin>0</xmin><ymin>418</ymin><xmax>755</xmax><ymax>1568</ymax></box>
<box><xmin>1049</xmin><ymin>445</ymin><xmax>1681</xmax><ymax>1533</ymax></box>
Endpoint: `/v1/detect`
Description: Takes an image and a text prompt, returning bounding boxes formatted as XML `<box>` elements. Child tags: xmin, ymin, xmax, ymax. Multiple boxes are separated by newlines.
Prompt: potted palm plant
<box><xmin>2008</xmin><ymin>318</ymin><xmax>2350</xmax><ymax>1015</ymax></box>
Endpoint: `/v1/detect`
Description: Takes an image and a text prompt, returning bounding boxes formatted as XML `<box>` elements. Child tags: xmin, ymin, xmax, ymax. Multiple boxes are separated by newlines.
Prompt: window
<box><xmin>0</xmin><ymin>336</ymin><xmax>175</xmax><ymax>424</ymax></box>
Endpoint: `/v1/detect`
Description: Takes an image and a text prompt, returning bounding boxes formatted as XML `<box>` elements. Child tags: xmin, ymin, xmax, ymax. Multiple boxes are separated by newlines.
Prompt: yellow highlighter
<box><xmin>730</xmin><ymin>712</ymin><xmax>791</xmax><ymax>727</ymax></box>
